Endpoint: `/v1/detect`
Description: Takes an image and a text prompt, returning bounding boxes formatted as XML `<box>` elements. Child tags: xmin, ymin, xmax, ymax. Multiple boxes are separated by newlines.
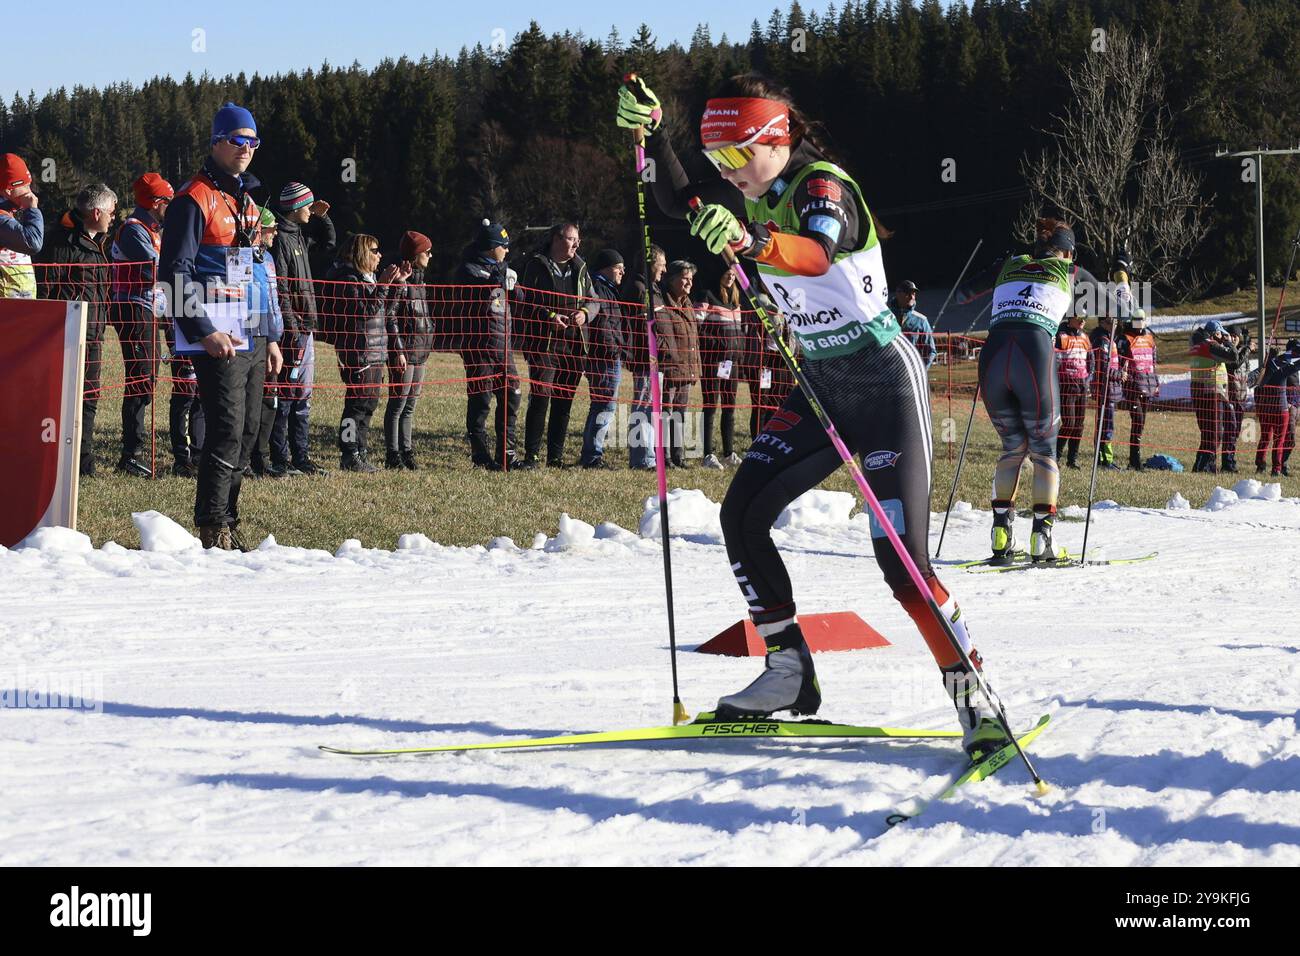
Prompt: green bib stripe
<box><xmin>989</xmin><ymin>255</ymin><xmax>1073</xmax><ymax>336</ymax></box>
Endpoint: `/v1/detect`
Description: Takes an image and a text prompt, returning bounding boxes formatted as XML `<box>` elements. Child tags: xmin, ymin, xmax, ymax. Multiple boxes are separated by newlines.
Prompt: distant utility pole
<box><xmin>1218</xmin><ymin>145</ymin><xmax>1300</xmax><ymax>368</ymax></box>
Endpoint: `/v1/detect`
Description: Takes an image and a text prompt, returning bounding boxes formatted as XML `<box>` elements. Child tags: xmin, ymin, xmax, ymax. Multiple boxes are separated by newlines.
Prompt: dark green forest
<box><xmin>2</xmin><ymin>0</ymin><xmax>1296</xmax><ymax>298</ymax></box>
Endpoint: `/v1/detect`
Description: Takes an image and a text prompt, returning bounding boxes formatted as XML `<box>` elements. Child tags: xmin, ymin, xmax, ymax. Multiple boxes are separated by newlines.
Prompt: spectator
<box><xmin>1117</xmin><ymin>308</ymin><xmax>1158</xmax><ymax>471</ymax></box>
<box><xmin>324</xmin><ymin>233</ymin><xmax>410</xmax><ymax>472</ymax></box>
<box><xmin>1222</xmin><ymin>324</ymin><xmax>1251</xmax><ymax>473</ymax></box>
<box><xmin>622</xmin><ymin>243</ymin><xmax>666</xmax><ymax>470</ymax></box>
<box><xmin>453</xmin><ymin>218</ymin><xmax>519</xmax><ymax>470</ymax></box>
<box><xmin>1</xmin><ymin>153</ymin><xmax>42</xmax><ymax>298</ymax></box>
<box><xmin>269</xmin><ymin>181</ymin><xmax>335</xmax><ymax>475</ymax></box>
<box><xmin>890</xmin><ymin>280</ymin><xmax>935</xmax><ymax>368</ymax></box>
<box><xmin>109</xmin><ymin>172</ymin><xmax>173</xmax><ymax>478</ymax></box>
<box><xmin>698</xmin><ymin>268</ymin><xmax>745</xmax><ymax>468</ymax></box>
<box><xmin>579</xmin><ymin>248</ymin><xmax>627</xmax><ymax>468</ymax></box>
<box><xmin>384</xmin><ymin>230</ymin><xmax>434</xmax><ymax>470</ymax></box>
<box><xmin>1089</xmin><ymin>315</ymin><xmax>1123</xmax><ymax>470</ymax></box>
<box><xmin>243</xmin><ymin>206</ymin><xmax>285</xmax><ymax>478</ymax></box>
<box><xmin>1054</xmin><ymin>312</ymin><xmax>1091</xmax><ymax>469</ymax></box>
<box><xmin>158</xmin><ymin>102</ymin><xmax>265</xmax><ymax>549</ymax></box>
<box><xmin>743</xmin><ymin>293</ymin><xmax>798</xmax><ymax>439</ymax></box>
<box><xmin>1255</xmin><ymin>339</ymin><xmax>1300</xmax><ymax>477</ymax></box>
<box><xmin>653</xmin><ymin>259</ymin><xmax>702</xmax><ymax>468</ymax></box>
<box><xmin>517</xmin><ymin>221</ymin><xmax>598</xmax><ymax>468</ymax></box>
<box><xmin>39</xmin><ymin>182</ymin><xmax>117</xmax><ymax>477</ymax></box>
<box><xmin>1188</xmin><ymin>320</ymin><xmax>1237</xmax><ymax>473</ymax></box>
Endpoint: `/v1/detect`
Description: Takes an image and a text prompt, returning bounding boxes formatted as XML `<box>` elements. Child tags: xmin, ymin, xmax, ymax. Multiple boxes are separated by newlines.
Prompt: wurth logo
<box><xmin>730</xmin><ymin>561</ymin><xmax>761</xmax><ymax>607</ymax></box>
<box><xmin>806</xmin><ymin>178</ymin><xmax>842</xmax><ymax>201</ymax></box>
<box><xmin>754</xmin><ymin>433</ymin><xmax>794</xmax><ymax>455</ymax></box>
<box><xmin>764</xmin><ymin>409</ymin><xmax>802</xmax><ymax>432</ymax></box>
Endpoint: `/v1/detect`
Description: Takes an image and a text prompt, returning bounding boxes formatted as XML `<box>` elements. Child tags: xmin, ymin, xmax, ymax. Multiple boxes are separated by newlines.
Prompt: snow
<box><xmin>1</xmin><ymin>493</ymin><xmax>1298</xmax><ymax>866</ymax></box>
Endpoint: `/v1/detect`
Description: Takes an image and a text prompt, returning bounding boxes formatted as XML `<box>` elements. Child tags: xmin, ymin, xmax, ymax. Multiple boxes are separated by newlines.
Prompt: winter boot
<box><xmin>990</xmin><ymin>502</ymin><xmax>1017</xmax><ymax>562</ymax></box>
<box><xmin>198</xmin><ymin>524</ymin><xmax>233</xmax><ymax>550</ymax></box>
<box><xmin>1029</xmin><ymin>511</ymin><xmax>1062</xmax><ymax>562</ymax></box>
<box><xmin>943</xmin><ymin>657</ymin><xmax>1010</xmax><ymax>760</ymax></box>
<box><xmin>1221</xmin><ymin>454</ymin><xmax>1238</xmax><ymax>474</ymax></box>
<box><xmin>1130</xmin><ymin>447</ymin><xmax>1144</xmax><ymax>471</ymax></box>
<box><xmin>716</xmin><ymin>623</ymin><xmax>820</xmax><ymax>718</ymax></box>
<box><xmin>1066</xmin><ymin>439</ymin><xmax>1081</xmax><ymax>469</ymax></box>
<box><xmin>340</xmin><ymin>448</ymin><xmax>378</xmax><ymax>474</ymax></box>
<box><xmin>401</xmin><ymin>450</ymin><xmax>419</xmax><ymax>471</ymax></box>
<box><xmin>385</xmin><ymin>449</ymin><xmax>404</xmax><ymax>470</ymax></box>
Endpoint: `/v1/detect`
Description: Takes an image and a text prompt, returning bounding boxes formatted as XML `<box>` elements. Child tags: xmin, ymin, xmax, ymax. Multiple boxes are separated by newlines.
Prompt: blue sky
<box><xmin>13</xmin><ymin>1</ymin><xmax>794</xmax><ymax>98</ymax></box>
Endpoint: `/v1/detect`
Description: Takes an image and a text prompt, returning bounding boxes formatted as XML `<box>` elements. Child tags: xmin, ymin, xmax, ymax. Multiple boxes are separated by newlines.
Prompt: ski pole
<box><xmin>626</xmin><ymin>74</ymin><xmax>689</xmax><ymax>725</ymax></box>
<box><xmin>932</xmin><ymin>238</ymin><xmax>982</xmax><ymax>331</ymax></box>
<box><xmin>692</xmin><ymin>198</ymin><xmax>1048</xmax><ymax>793</ymax></box>
<box><xmin>1081</xmin><ymin>319</ymin><xmax>1119</xmax><ymax>563</ymax></box>
<box><xmin>1267</xmin><ymin>221</ymin><xmax>1300</xmax><ymax>344</ymax></box>
<box><xmin>934</xmin><ymin>383</ymin><xmax>980</xmax><ymax>559</ymax></box>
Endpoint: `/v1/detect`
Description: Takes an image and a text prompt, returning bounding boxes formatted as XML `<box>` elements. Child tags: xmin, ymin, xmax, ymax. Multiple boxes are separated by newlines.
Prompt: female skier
<box><xmin>958</xmin><ymin>222</ymin><xmax>1099</xmax><ymax>562</ymax></box>
<box><xmin>617</xmin><ymin>73</ymin><xmax>1007</xmax><ymax>755</ymax></box>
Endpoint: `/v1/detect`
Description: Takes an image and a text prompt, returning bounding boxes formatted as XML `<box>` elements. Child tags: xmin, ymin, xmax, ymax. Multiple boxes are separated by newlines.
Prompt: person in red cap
<box><xmin>108</xmin><ymin>172</ymin><xmax>175</xmax><ymax>477</ymax></box>
<box><xmin>0</xmin><ymin>153</ymin><xmax>43</xmax><ymax>298</ymax></box>
<box><xmin>384</xmin><ymin>230</ymin><xmax>433</xmax><ymax>468</ymax></box>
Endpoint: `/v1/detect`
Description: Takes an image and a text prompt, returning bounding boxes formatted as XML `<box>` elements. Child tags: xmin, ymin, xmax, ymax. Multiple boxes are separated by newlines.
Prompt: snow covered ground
<box><xmin>2</xmin><ymin>485</ymin><xmax>1297</xmax><ymax>866</ymax></box>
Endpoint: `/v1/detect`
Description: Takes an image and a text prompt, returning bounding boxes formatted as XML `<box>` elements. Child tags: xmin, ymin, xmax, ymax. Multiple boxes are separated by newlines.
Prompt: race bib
<box><xmin>225</xmin><ymin>247</ymin><xmax>253</xmax><ymax>286</ymax></box>
<box><xmin>717</xmin><ymin>360</ymin><xmax>732</xmax><ymax>379</ymax></box>
<box><xmin>760</xmin><ymin>368</ymin><xmax>772</xmax><ymax>390</ymax></box>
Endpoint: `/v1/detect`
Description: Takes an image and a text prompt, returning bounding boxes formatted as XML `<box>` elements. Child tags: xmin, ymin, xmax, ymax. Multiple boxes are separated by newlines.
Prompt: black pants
<box><xmin>111</xmin><ymin>302</ymin><xmax>158</xmax><ymax>462</ymax></box>
<box><xmin>169</xmin><ymin>357</ymin><xmax>205</xmax><ymax>462</ymax></box>
<box><xmin>702</xmin><ymin>375</ymin><xmax>738</xmax><ymax>458</ymax></box>
<box><xmin>81</xmin><ymin>330</ymin><xmax>104</xmax><ymax>470</ymax></box>
<box><xmin>523</xmin><ymin>353</ymin><xmax>582</xmax><ymax>462</ymax></box>
<box><xmin>238</xmin><ymin>338</ymin><xmax>269</xmax><ymax>471</ymax></box>
<box><xmin>465</xmin><ymin>359</ymin><xmax>521</xmax><ymax>462</ymax></box>
<box><xmin>384</xmin><ymin>360</ymin><xmax>427</xmax><ymax>453</ymax></box>
<box><xmin>339</xmin><ymin>362</ymin><xmax>383</xmax><ymax>457</ymax></box>
<box><xmin>192</xmin><ymin>346</ymin><xmax>259</xmax><ymax>528</ymax></box>
<box><xmin>720</xmin><ymin>337</ymin><xmax>934</xmax><ymax>628</ymax></box>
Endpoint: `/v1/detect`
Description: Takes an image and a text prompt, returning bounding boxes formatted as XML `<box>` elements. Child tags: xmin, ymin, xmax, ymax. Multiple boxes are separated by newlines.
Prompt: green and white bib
<box><xmin>748</xmin><ymin>161</ymin><xmax>898</xmax><ymax>360</ymax></box>
<box><xmin>989</xmin><ymin>255</ymin><xmax>1073</xmax><ymax>336</ymax></box>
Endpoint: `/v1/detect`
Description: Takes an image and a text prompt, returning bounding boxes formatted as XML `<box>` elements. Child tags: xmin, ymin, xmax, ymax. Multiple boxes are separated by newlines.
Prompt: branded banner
<box><xmin>0</xmin><ymin>299</ymin><xmax>86</xmax><ymax>547</ymax></box>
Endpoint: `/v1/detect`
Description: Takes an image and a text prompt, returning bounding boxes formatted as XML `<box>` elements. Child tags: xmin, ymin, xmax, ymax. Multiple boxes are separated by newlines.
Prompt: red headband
<box><xmin>700</xmin><ymin>97</ymin><xmax>792</xmax><ymax>149</ymax></box>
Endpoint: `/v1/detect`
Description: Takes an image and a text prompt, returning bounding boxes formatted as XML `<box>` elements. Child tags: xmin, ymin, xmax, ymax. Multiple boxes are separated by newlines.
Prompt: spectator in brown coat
<box><xmin>653</xmin><ymin>259</ymin><xmax>702</xmax><ymax>467</ymax></box>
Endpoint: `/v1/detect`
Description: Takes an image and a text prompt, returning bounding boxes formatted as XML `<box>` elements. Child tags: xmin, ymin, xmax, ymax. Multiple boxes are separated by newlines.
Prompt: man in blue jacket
<box><xmin>159</xmin><ymin>102</ymin><xmax>268</xmax><ymax>550</ymax></box>
<box><xmin>890</xmin><ymin>280</ymin><xmax>935</xmax><ymax>368</ymax></box>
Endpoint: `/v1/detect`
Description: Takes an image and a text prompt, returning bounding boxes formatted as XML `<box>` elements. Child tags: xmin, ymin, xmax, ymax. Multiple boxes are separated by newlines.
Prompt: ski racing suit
<box><xmin>644</xmin><ymin>133</ymin><xmax>980</xmax><ymax>680</ymax></box>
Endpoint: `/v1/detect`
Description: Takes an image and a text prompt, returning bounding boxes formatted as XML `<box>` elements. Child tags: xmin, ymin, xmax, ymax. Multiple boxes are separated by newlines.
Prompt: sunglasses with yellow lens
<box><xmin>703</xmin><ymin>144</ymin><xmax>756</xmax><ymax>172</ymax></box>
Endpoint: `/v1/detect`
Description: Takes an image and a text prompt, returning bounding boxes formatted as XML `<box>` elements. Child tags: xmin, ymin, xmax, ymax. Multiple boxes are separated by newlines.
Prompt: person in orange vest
<box><xmin>1089</xmin><ymin>315</ymin><xmax>1123</xmax><ymax>470</ymax></box>
<box><xmin>0</xmin><ymin>153</ymin><xmax>43</xmax><ymax>298</ymax></box>
<box><xmin>1117</xmin><ymin>308</ymin><xmax>1157</xmax><ymax>470</ymax></box>
<box><xmin>1055</xmin><ymin>312</ymin><xmax>1092</xmax><ymax>469</ymax></box>
<box><xmin>159</xmin><ymin>102</ymin><xmax>281</xmax><ymax>550</ymax></box>
<box><xmin>109</xmin><ymin>172</ymin><xmax>174</xmax><ymax>478</ymax></box>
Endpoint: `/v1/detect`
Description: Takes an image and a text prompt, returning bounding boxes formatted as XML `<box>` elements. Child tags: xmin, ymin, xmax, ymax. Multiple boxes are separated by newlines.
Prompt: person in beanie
<box><xmin>1089</xmin><ymin>315</ymin><xmax>1123</xmax><ymax>470</ymax></box>
<box><xmin>1</xmin><ymin>153</ymin><xmax>43</xmax><ymax>298</ymax></box>
<box><xmin>384</xmin><ymin>230</ymin><xmax>434</xmax><ymax>469</ymax></box>
<box><xmin>158</xmin><ymin>102</ymin><xmax>265</xmax><ymax>548</ymax></box>
<box><xmin>270</xmin><ymin>181</ymin><xmax>334</xmax><ymax>475</ymax></box>
<box><xmin>324</xmin><ymin>234</ymin><xmax>410</xmax><ymax>472</ymax></box>
<box><xmin>38</xmin><ymin>183</ymin><xmax>118</xmax><ymax>477</ymax></box>
<box><xmin>1188</xmin><ymin>320</ymin><xmax>1237</xmax><ymax>473</ymax></box>
<box><xmin>1117</xmin><ymin>308</ymin><xmax>1157</xmax><ymax>471</ymax></box>
<box><xmin>454</xmin><ymin>218</ymin><xmax>520</xmax><ymax>469</ymax></box>
<box><xmin>108</xmin><ymin>173</ymin><xmax>173</xmax><ymax>478</ymax></box>
<box><xmin>890</xmin><ymin>280</ymin><xmax>935</xmax><ymax>369</ymax></box>
<box><xmin>516</xmin><ymin>222</ymin><xmax>599</xmax><ymax>468</ymax></box>
<box><xmin>1055</xmin><ymin>311</ymin><xmax>1091</xmax><ymax>469</ymax></box>
<box><xmin>1221</xmin><ymin>324</ymin><xmax>1251</xmax><ymax>473</ymax></box>
<box><xmin>1255</xmin><ymin>339</ymin><xmax>1300</xmax><ymax>477</ymax></box>
<box><xmin>653</xmin><ymin>259</ymin><xmax>702</xmax><ymax>467</ymax></box>
<box><xmin>698</xmin><ymin>267</ymin><xmax>745</xmax><ymax>468</ymax></box>
<box><xmin>579</xmin><ymin>248</ymin><xmax>628</xmax><ymax>468</ymax></box>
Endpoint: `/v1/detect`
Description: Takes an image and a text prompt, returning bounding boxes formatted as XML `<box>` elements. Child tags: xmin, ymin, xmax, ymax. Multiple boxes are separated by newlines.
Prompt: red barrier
<box><xmin>0</xmin><ymin>299</ymin><xmax>86</xmax><ymax>547</ymax></box>
<box><xmin>696</xmin><ymin>612</ymin><xmax>892</xmax><ymax>657</ymax></box>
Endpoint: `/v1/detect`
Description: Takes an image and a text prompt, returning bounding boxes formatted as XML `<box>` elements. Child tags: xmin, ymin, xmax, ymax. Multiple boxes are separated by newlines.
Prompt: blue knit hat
<box><xmin>212</xmin><ymin>102</ymin><xmax>257</xmax><ymax>141</ymax></box>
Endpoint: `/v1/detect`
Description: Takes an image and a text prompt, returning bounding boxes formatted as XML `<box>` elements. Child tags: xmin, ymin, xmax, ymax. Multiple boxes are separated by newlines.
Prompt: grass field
<box><xmin>75</xmin><ymin>331</ymin><xmax>1298</xmax><ymax>552</ymax></box>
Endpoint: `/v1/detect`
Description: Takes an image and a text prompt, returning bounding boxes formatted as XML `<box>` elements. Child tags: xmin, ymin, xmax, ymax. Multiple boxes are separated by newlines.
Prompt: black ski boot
<box><xmin>943</xmin><ymin>655</ymin><xmax>1010</xmax><ymax>759</ymax></box>
<box><xmin>1029</xmin><ymin>511</ymin><xmax>1062</xmax><ymax>562</ymax></box>
<box><xmin>989</xmin><ymin>502</ymin><xmax>1017</xmax><ymax>564</ymax></box>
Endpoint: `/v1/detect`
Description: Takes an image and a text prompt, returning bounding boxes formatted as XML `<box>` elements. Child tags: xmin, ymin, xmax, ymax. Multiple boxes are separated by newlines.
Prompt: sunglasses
<box><xmin>702</xmin><ymin>126</ymin><xmax>770</xmax><ymax>172</ymax></box>
<box><xmin>214</xmin><ymin>134</ymin><xmax>261</xmax><ymax>149</ymax></box>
